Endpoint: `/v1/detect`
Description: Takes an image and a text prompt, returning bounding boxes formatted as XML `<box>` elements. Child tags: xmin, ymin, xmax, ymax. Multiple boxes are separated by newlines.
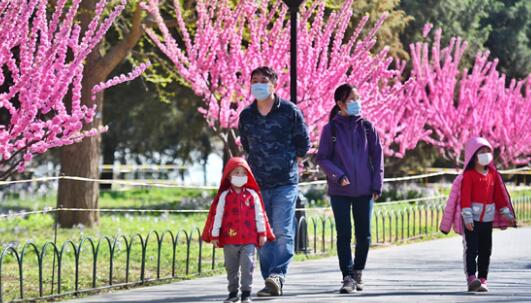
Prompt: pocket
<box><xmin>483</xmin><ymin>204</ymin><xmax>495</xmax><ymax>221</ymax></box>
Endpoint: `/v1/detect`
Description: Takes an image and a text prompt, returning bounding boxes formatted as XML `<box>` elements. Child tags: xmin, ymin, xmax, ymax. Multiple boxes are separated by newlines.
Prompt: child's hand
<box><xmin>258</xmin><ymin>236</ymin><xmax>267</xmax><ymax>247</ymax></box>
<box><xmin>211</xmin><ymin>239</ymin><xmax>219</xmax><ymax>247</ymax></box>
<box><xmin>465</xmin><ymin>223</ymin><xmax>474</xmax><ymax>231</ymax></box>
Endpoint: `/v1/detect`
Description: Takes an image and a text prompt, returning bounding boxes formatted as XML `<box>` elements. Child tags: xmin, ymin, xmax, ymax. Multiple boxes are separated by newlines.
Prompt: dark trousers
<box><xmin>330</xmin><ymin>195</ymin><xmax>373</xmax><ymax>278</ymax></box>
<box><xmin>463</xmin><ymin>221</ymin><xmax>493</xmax><ymax>279</ymax></box>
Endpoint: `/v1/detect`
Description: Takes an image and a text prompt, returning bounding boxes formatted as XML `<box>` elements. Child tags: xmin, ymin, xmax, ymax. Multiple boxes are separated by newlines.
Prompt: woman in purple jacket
<box><xmin>316</xmin><ymin>83</ymin><xmax>384</xmax><ymax>294</ymax></box>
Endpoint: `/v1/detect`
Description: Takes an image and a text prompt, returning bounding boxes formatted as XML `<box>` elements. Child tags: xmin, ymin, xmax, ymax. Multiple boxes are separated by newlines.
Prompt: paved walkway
<box><xmin>65</xmin><ymin>227</ymin><xmax>531</xmax><ymax>303</ymax></box>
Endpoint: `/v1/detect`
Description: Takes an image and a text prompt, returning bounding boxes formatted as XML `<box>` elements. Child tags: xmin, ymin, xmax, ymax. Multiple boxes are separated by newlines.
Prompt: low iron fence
<box><xmin>0</xmin><ymin>195</ymin><xmax>529</xmax><ymax>302</ymax></box>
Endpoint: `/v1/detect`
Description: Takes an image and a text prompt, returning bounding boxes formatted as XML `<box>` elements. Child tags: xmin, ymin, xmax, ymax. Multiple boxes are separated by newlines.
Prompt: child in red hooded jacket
<box><xmin>202</xmin><ymin>157</ymin><xmax>275</xmax><ymax>303</ymax></box>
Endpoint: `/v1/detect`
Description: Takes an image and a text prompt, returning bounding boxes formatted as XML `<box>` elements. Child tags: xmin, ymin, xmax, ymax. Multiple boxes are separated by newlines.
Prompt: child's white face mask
<box><xmin>231</xmin><ymin>175</ymin><xmax>248</xmax><ymax>187</ymax></box>
<box><xmin>477</xmin><ymin>152</ymin><xmax>493</xmax><ymax>166</ymax></box>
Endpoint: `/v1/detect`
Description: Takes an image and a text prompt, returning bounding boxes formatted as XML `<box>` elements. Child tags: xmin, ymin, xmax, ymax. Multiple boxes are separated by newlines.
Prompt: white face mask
<box><xmin>230</xmin><ymin>175</ymin><xmax>248</xmax><ymax>187</ymax></box>
<box><xmin>477</xmin><ymin>152</ymin><xmax>493</xmax><ymax>166</ymax></box>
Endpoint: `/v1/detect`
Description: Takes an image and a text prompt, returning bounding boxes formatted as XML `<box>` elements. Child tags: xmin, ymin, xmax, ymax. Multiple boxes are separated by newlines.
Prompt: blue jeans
<box><xmin>259</xmin><ymin>184</ymin><xmax>298</xmax><ymax>281</ymax></box>
<box><xmin>330</xmin><ymin>195</ymin><xmax>373</xmax><ymax>278</ymax></box>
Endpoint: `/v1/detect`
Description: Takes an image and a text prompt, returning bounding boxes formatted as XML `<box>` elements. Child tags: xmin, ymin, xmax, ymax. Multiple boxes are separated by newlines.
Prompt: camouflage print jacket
<box><xmin>238</xmin><ymin>95</ymin><xmax>311</xmax><ymax>189</ymax></box>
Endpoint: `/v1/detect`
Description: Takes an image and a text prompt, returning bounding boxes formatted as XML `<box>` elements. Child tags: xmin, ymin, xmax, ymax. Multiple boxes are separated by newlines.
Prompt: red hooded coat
<box><xmin>201</xmin><ymin>157</ymin><xmax>275</xmax><ymax>247</ymax></box>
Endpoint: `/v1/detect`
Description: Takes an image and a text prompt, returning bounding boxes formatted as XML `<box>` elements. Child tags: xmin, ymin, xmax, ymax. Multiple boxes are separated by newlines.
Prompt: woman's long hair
<box><xmin>329</xmin><ymin>83</ymin><xmax>355</xmax><ymax>121</ymax></box>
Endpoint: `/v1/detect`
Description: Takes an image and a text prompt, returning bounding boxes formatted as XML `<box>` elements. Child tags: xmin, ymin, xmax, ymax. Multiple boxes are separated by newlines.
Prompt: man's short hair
<box><xmin>251</xmin><ymin>66</ymin><xmax>278</xmax><ymax>82</ymax></box>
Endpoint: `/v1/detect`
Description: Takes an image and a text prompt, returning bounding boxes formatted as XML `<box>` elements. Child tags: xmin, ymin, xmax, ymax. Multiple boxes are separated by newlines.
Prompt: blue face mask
<box><xmin>346</xmin><ymin>100</ymin><xmax>362</xmax><ymax>116</ymax></box>
<box><xmin>251</xmin><ymin>83</ymin><xmax>271</xmax><ymax>101</ymax></box>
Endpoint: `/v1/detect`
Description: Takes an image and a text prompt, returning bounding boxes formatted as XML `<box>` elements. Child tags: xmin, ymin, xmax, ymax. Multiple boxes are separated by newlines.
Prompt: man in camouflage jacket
<box><xmin>238</xmin><ymin>66</ymin><xmax>311</xmax><ymax>297</ymax></box>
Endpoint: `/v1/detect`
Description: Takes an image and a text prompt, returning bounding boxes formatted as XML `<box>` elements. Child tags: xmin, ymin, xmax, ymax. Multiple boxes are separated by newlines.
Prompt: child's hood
<box><xmin>463</xmin><ymin>137</ymin><xmax>494</xmax><ymax>169</ymax></box>
<box><xmin>218</xmin><ymin>157</ymin><xmax>259</xmax><ymax>193</ymax></box>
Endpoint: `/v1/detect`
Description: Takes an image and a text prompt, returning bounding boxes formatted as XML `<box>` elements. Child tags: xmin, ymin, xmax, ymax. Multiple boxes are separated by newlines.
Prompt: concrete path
<box><xmin>64</xmin><ymin>227</ymin><xmax>531</xmax><ymax>303</ymax></box>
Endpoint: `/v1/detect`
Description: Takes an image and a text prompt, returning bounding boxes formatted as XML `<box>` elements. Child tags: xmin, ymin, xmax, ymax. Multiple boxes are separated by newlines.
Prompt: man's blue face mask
<box><xmin>251</xmin><ymin>83</ymin><xmax>271</xmax><ymax>101</ymax></box>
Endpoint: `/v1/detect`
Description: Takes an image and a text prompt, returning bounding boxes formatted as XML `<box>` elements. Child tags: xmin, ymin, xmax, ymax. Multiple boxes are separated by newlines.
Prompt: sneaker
<box><xmin>256</xmin><ymin>286</ymin><xmax>271</xmax><ymax>297</ymax></box>
<box><xmin>241</xmin><ymin>291</ymin><xmax>252</xmax><ymax>303</ymax></box>
<box><xmin>352</xmin><ymin>270</ymin><xmax>364</xmax><ymax>291</ymax></box>
<box><xmin>340</xmin><ymin>276</ymin><xmax>356</xmax><ymax>294</ymax></box>
<box><xmin>478</xmin><ymin>278</ymin><xmax>489</xmax><ymax>292</ymax></box>
<box><xmin>265</xmin><ymin>275</ymin><xmax>283</xmax><ymax>296</ymax></box>
<box><xmin>223</xmin><ymin>291</ymin><xmax>239</xmax><ymax>303</ymax></box>
<box><xmin>467</xmin><ymin>275</ymin><xmax>481</xmax><ymax>292</ymax></box>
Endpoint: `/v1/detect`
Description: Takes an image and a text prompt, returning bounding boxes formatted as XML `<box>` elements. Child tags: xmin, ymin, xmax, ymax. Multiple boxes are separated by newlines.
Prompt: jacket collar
<box><xmin>333</xmin><ymin>113</ymin><xmax>363</xmax><ymax>126</ymax></box>
<box><xmin>250</xmin><ymin>94</ymin><xmax>281</xmax><ymax>114</ymax></box>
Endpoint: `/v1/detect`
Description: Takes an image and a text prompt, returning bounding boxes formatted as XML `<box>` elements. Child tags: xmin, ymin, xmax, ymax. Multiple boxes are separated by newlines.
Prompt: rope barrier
<box><xmin>1</xmin><ymin>167</ymin><xmax>528</xmax><ymax>188</ymax></box>
<box><xmin>0</xmin><ymin>195</ymin><xmax>448</xmax><ymax>219</ymax></box>
<box><xmin>0</xmin><ymin>176</ymin><xmax>217</xmax><ymax>189</ymax></box>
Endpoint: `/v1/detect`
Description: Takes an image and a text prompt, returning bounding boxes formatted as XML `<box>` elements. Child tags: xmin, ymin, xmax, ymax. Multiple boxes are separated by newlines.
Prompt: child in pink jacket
<box><xmin>440</xmin><ymin>137</ymin><xmax>516</xmax><ymax>292</ymax></box>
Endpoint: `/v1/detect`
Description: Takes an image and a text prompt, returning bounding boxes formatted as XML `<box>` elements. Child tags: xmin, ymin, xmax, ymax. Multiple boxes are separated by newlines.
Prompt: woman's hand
<box><xmin>372</xmin><ymin>193</ymin><xmax>379</xmax><ymax>201</ymax></box>
<box><xmin>340</xmin><ymin>176</ymin><xmax>350</xmax><ymax>187</ymax></box>
<box><xmin>211</xmin><ymin>239</ymin><xmax>219</xmax><ymax>247</ymax></box>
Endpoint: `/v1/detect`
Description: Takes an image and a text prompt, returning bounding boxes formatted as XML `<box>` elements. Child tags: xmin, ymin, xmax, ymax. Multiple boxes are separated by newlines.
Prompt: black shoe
<box><xmin>256</xmin><ymin>286</ymin><xmax>271</xmax><ymax>297</ymax></box>
<box><xmin>241</xmin><ymin>291</ymin><xmax>252</xmax><ymax>302</ymax></box>
<box><xmin>223</xmin><ymin>291</ymin><xmax>239</xmax><ymax>303</ymax></box>
<box><xmin>352</xmin><ymin>270</ymin><xmax>364</xmax><ymax>291</ymax></box>
<box><xmin>340</xmin><ymin>276</ymin><xmax>356</xmax><ymax>294</ymax></box>
<box><xmin>265</xmin><ymin>275</ymin><xmax>283</xmax><ymax>296</ymax></box>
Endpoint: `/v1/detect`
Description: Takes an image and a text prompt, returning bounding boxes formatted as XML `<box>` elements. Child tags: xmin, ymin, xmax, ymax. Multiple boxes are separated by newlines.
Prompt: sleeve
<box><xmin>367</xmin><ymin>122</ymin><xmax>384</xmax><ymax>195</ymax></box>
<box><xmin>211</xmin><ymin>191</ymin><xmax>228</xmax><ymax>239</ymax></box>
<box><xmin>460</xmin><ymin>172</ymin><xmax>473</xmax><ymax>225</ymax></box>
<box><xmin>493</xmin><ymin>173</ymin><xmax>514</xmax><ymax>221</ymax></box>
<box><xmin>250</xmin><ymin>190</ymin><xmax>266</xmax><ymax>236</ymax></box>
<box><xmin>292</xmin><ymin>106</ymin><xmax>311</xmax><ymax>158</ymax></box>
<box><xmin>439</xmin><ymin>176</ymin><xmax>461</xmax><ymax>234</ymax></box>
<box><xmin>238</xmin><ymin>112</ymin><xmax>250</xmax><ymax>154</ymax></box>
<box><xmin>316</xmin><ymin>123</ymin><xmax>346</xmax><ymax>184</ymax></box>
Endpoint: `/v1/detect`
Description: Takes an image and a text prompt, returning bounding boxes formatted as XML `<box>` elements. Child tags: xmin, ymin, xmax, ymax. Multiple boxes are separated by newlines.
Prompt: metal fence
<box><xmin>0</xmin><ymin>196</ymin><xmax>530</xmax><ymax>302</ymax></box>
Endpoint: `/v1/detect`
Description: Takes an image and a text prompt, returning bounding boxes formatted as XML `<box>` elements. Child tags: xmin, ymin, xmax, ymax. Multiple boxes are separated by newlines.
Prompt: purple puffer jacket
<box><xmin>316</xmin><ymin>115</ymin><xmax>383</xmax><ymax>197</ymax></box>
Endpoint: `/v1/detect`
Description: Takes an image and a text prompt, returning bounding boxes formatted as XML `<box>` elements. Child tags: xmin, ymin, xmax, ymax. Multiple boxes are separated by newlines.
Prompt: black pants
<box><xmin>330</xmin><ymin>195</ymin><xmax>373</xmax><ymax>278</ymax></box>
<box><xmin>463</xmin><ymin>221</ymin><xmax>493</xmax><ymax>279</ymax></box>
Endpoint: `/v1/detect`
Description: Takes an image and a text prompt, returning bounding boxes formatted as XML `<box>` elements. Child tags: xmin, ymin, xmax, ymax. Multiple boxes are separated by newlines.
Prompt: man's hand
<box><xmin>372</xmin><ymin>193</ymin><xmax>379</xmax><ymax>201</ymax></box>
<box><xmin>465</xmin><ymin>223</ymin><xmax>474</xmax><ymax>231</ymax></box>
<box><xmin>259</xmin><ymin>236</ymin><xmax>267</xmax><ymax>247</ymax></box>
<box><xmin>211</xmin><ymin>239</ymin><xmax>219</xmax><ymax>247</ymax></box>
<box><xmin>340</xmin><ymin>176</ymin><xmax>350</xmax><ymax>187</ymax></box>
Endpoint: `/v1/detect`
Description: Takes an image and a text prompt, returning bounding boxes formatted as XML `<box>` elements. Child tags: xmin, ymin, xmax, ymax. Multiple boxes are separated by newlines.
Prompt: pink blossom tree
<box><xmin>144</xmin><ymin>0</ymin><xmax>529</xmax><ymax>167</ymax></box>
<box><xmin>1</xmin><ymin>0</ymin><xmax>150</xmax><ymax>227</ymax></box>
<box><xmin>0</xmin><ymin>0</ymin><xmax>148</xmax><ymax>180</ymax></box>
<box><xmin>142</xmin><ymin>0</ymin><xmax>426</xmax><ymax>159</ymax></box>
<box><xmin>410</xmin><ymin>27</ymin><xmax>530</xmax><ymax>166</ymax></box>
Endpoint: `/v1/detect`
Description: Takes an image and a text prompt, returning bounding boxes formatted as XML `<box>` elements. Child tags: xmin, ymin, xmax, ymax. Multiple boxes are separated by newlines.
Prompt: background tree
<box><xmin>99</xmin><ymin>0</ymin><xmax>213</xmax><ymax>188</ymax></box>
<box><xmin>400</xmin><ymin>0</ymin><xmax>492</xmax><ymax>68</ymax></box>
<box><xmin>101</xmin><ymin>64</ymin><xmax>214</xmax><ymax>188</ymax></box>
<box><xmin>483</xmin><ymin>0</ymin><xmax>530</xmax><ymax>80</ymax></box>
<box><xmin>326</xmin><ymin>0</ymin><xmax>413</xmax><ymax>59</ymax></box>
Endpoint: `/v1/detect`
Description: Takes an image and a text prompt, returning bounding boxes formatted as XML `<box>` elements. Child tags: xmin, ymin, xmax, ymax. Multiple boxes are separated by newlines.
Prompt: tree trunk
<box><xmin>57</xmin><ymin>0</ymin><xmax>145</xmax><ymax>228</ymax></box>
<box><xmin>221</xmin><ymin>129</ymin><xmax>241</xmax><ymax>166</ymax></box>
<box><xmin>57</xmin><ymin>47</ymin><xmax>104</xmax><ymax>227</ymax></box>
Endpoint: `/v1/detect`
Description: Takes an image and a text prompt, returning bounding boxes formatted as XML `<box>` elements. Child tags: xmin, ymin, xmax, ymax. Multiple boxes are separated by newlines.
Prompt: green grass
<box><xmin>0</xmin><ymin>187</ymin><xmax>529</xmax><ymax>302</ymax></box>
